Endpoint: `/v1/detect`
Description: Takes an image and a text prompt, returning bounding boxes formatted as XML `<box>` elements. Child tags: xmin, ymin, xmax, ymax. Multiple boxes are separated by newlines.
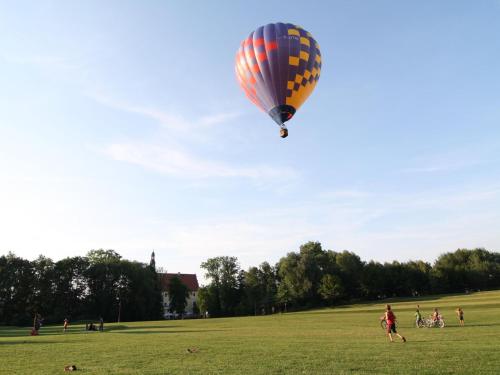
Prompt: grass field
<box><xmin>1</xmin><ymin>290</ymin><xmax>500</xmax><ymax>374</ymax></box>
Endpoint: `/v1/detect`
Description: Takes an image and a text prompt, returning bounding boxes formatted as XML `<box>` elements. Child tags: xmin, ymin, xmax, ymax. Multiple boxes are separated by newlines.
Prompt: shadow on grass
<box><xmin>300</xmin><ymin>300</ymin><xmax>500</xmax><ymax>316</ymax></box>
<box><xmin>406</xmin><ymin>339</ymin><xmax>468</xmax><ymax>343</ymax></box>
<box><xmin>462</xmin><ymin>322</ymin><xmax>500</xmax><ymax>327</ymax></box>
<box><xmin>0</xmin><ymin>328</ymin><xmax>39</xmax><ymax>338</ymax></box>
<box><xmin>0</xmin><ymin>323</ymin><xmax>184</xmax><ymax>337</ymax></box>
<box><xmin>113</xmin><ymin>329</ymin><xmax>223</xmax><ymax>335</ymax></box>
<box><xmin>108</xmin><ymin>324</ymin><xmax>183</xmax><ymax>331</ymax></box>
<box><xmin>0</xmin><ymin>328</ymin><xmax>96</xmax><ymax>338</ymax></box>
<box><xmin>0</xmin><ymin>340</ymin><xmax>71</xmax><ymax>345</ymax></box>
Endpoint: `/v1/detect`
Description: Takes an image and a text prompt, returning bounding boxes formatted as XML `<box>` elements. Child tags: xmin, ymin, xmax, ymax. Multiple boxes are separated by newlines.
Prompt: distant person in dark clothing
<box><xmin>32</xmin><ymin>313</ymin><xmax>41</xmax><ymax>335</ymax></box>
<box><xmin>99</xmin><ymin>317</ymin><xmax>104</xmax><ymax>332</ymax></box>
<box><xmin>456</xmin><ymin>307</ymin><xmax>464</xmax><ymax>326</ymax></box>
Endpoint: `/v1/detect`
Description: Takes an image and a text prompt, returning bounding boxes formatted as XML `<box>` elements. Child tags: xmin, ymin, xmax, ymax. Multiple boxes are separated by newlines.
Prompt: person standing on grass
<box><xmin>33</xmin><ymin>313</ymin><xmax>41</xmax><ymax>335</ymax></box>
<box><xmin>456</xmin><ymin>307</ymin><xmax>464</xmax><ymax>326</ymax></box>
<box><xmin>63</xmin><ymin>318</ymin><xmax>69</xmax><ymax>332</ymax></box>
<box><xmin>415</xmin><ymin>309</ymin><xmax>422</xmax><ymax>327</ymax></box>
<box><xmin>384</xmin><ymin>304</ymin><xmax>406</xmax><ymax>343</ymax></box>
<box><xmin>99</xmin><ymin>317</ymin><xmax>104</xmax><ymax>332</ymax></box>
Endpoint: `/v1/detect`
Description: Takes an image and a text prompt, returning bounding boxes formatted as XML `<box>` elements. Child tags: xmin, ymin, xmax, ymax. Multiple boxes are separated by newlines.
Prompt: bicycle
<box><xmin>380</xmin><ymin>317</ymin><xmax>387</xmax><ymax>330</ymax></box>
<box><xmin>422</xmin><ymin>315</ymin><xmax>445</xmax><ymax>328</ymax></box>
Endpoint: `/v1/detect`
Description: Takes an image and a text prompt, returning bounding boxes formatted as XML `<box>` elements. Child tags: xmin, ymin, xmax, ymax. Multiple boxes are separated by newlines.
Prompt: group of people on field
<box><xmin>383</xmin><ymin>304</ymin><xmax>465</xmax><ymax>343</ymax></box>
<box><xmin>415</xmin><ymin>305</ymin><xmax>443</xmax><ymax>327</ymax></box>
<box><xmin>85</xmin><ymin>317</ymin><xmax>104</xmax><ymax>332</ymax></box>
<box><xmin>414</xmin><ymin>305</ymin><xmax>464</xmax><ymax>327</ymax></box>
<box><xmin>31</xmin><ymin>314</ymin><xmax>105</xmax><ymax>335</ymax></box>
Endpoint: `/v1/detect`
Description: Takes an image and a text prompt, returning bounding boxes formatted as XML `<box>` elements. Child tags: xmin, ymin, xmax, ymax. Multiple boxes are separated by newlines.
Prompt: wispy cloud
<box><xmin>0</xmin><ymin>53</ymin><xmax>81</xmax><ymax>70</ymax></box>
<box><xmin>319</xmin><ymin>189</ymin><xmax>372</xmax><ymax>200</ymax></box>
<box><xmin>402</xmin><ymin>161</ymin><xmax>481</xmax><ymax>173</ymax></box>
<box><xmin>90</xmin><ymin>90</ymin><xmax>298</xmax><ymax>181</ymax></box>
<box><xmin>199</xmin><ymin>112</ymin><xmax>240</xmax><ymax>126</ymax></box>
<box><xmin>105</xmin><ymin>142</ymin><xmax>296</xmax><ymax>179</ymax></box>
<box><xmin>124</xmin><ymin>183</ymin><xmax>500</xmax><ymax>273</ymax></box>
<box><xmin>87</xmin><ymin>91</ymin><xmax>239</xmax><ymax>132</ymax></box>
<box><xmin>402</xmin><ymin>146</ymin><xmax>499</xmax><ymax>174</ymax></box>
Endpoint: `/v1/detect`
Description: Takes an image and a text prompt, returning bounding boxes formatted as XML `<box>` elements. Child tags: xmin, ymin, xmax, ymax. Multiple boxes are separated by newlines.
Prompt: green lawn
<box><xmin>1</xmin><ymin>290</ymin><xmax>500</xmax><ymax>374</ymax></box>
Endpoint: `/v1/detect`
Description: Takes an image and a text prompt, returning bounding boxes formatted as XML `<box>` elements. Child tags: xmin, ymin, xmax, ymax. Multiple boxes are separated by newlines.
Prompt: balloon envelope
<box><xmin>235</xmin><ymin>23</ymin><xmax>322</xmax><ymax>127</ymax></box>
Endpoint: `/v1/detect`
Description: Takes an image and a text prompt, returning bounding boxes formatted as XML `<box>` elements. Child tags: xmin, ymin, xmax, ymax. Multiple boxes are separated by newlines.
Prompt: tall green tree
<box><xmin>167</xmin><ymin>276</ymin><xmax>189</xmax><ymax>315</ymax></box>
<box><xmin>201</xmin><ymin>256</ymin><xmax>241</xmax><ymax>316</ymax></box>
<box><xmin>32</xmin><ymin>256</ymin><xmax>56</xmax><ymax>319</ymax></box>
<box><xmin>0</xmin><ymin>253</ymin><xmax>35</xmax><ymax>325</ymax></box>
<box><xmin>52</xmin><ymin>256</ymin><xmax>89</xmax><ymax>320</ymax></box>
<box><xmin>318</xmin><ymin>274</ymin><xmax>345</xmax><ymax>304</ymax></box>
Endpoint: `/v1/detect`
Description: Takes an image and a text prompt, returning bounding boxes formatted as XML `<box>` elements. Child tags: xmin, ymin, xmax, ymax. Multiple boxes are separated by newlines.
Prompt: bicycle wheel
<box><xmin>438</xmin><ymin>319</ymin><xmax>445</xmax><ymax>328</ymax></box>
<box><xmin>380</xmin><ymin>319</ymin><xmax>387</xmax><ymax>330</ymax></box>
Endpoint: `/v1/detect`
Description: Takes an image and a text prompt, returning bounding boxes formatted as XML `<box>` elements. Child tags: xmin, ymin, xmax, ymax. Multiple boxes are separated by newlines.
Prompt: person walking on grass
<box><xmin>456</xmin><ymin>307</ymin><xmax>464</xmax><ymax>326</ymax></box>
<box><xmin>384</xmin><ymin>304</ymin><xmax>406</xmax><ymax>343</ymax></box>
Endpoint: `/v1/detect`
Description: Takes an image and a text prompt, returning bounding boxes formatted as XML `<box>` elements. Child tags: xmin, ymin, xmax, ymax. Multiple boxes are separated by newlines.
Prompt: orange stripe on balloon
<box><xmin>254</xmin><ymin>38</ymin><xmax>265</xmax><ymax>47</ymax></box>
<box><xmin>265</xmin><ymin>41</ymin><xmax>277</xmax><ymax>51</ymax></box>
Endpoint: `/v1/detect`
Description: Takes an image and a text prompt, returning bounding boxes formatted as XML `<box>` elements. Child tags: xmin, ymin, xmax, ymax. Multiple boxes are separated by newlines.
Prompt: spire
<box><xmin>150</xmin><ymin>250</ymin><xmax>156</xmax><ymax>270</ymax></box>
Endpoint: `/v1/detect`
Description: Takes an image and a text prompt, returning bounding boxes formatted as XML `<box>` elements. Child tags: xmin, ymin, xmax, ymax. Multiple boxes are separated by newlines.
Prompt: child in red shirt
<box><xmin>385</xmin><ymin>304</ymin><xmax>406</xmax><ymax>343</ymax></box>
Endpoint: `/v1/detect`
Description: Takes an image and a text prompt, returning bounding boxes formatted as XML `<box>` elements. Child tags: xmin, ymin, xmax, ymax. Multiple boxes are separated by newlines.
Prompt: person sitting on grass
<box><xmin>432</xmin><ymin>308</ymin><xmax>440</xmax><ymax>321</ymax></box>
<box><xmin>456</xmin><ymin>307</ymin><xmax>464</xmax><ymax>326</ymax></box>
<box><xmin>384</xmin><ymin>304</ymin><xmax>406</xmax><ymax>343</ymax></box>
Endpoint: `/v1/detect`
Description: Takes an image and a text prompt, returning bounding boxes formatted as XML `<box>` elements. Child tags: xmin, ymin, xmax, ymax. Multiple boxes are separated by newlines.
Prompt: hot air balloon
<box><xmin>235</xmin><ymin>23</ymin><xmax>322</xmax><ymax>138</ymax></box>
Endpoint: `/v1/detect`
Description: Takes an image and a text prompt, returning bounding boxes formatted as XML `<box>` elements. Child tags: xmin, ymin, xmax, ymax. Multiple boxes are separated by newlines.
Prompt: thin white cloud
<box><xmin>199</xmin><ymin>112</ymin><xmax>240</xmax><ymax>126</ymax></box>
<box><xmin>0</xmin><ymin>53</ymin><xmax>81</xmax><ymax>70</ymax></box>
<box><xmin>87</xmin><ymin>91</ymin><xmax>239</xmax><ymax>132</ymax></box>
<box><xmin>402</xmin><ymin>162</ymin><xmax>480</xmax><ymax>173</ymax></box>
<box><xmin>319</xmin><ymin>189</ymin><xmax>372</xmax><ymax>200</ymax></box>
<box><xmin>127</xmin><ymin>183</ymin><xmax>500</xmax><ymax>276</ymax></box>
<box><xmin>105</xmin><ymin>142</ymin><xmax>297</xmax><ymax>179</ymax></box>
<box><xmin>89</xmin><ymin>90</ymin><xmax>297</xmax><ymax>181</ymax></box>
<box><xmin>2</xmin><ymin>179</ymin><xmax>498</xmax><ymax>279</ymax></box>
<box><xmin>402</xmin><ymin>146</ymin><xmax>499</xmax><ymax>174</ymax></box>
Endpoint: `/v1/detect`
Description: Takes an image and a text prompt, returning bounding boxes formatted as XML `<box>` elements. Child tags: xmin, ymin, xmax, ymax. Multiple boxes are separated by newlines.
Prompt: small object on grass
<box><xmin>64</xmin><ymin>365</ymin><xmax>77</xmax><ymax>371</ymax></box>
<box><xmin>186</xmin><ymin>348</ymin><xmax>199</xmax><ymax>353</ymax></box>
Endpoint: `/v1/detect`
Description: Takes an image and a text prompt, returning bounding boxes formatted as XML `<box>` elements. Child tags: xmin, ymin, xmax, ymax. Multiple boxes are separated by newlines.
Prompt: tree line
<box><xmin>0</xmin><ymin>249</ymin><xmax>163</xmax><ymax>326</ymax></box>
<box><xmin>1</xmin><ymin>243</ymin><xmax>499</xmax><ymax>324</ymax></box>
<box><xmin>197</xmin><ymin>243</ymin><xmax>500</xmax><ymax>317</ymax></box>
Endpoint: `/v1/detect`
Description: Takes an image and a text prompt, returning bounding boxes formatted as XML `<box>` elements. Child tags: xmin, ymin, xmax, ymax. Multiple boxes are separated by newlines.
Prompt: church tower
<box><xmin>150</xmin><ymin>250</ymin><xmax>156</xmax><ymax>270</ymax></box>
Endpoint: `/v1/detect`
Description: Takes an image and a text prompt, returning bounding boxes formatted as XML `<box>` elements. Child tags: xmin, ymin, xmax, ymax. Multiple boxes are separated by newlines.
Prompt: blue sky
<box><xmin>1</xmin><ymin>1</ymin><xmax>499</xmax><ymax>279</ymax></box>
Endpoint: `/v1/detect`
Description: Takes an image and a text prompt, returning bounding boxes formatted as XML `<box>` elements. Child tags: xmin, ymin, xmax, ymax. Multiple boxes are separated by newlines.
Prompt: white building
<box><xmin>159</xmin><ymin>273</ymin><xmax>199</xmax><ymax>318</ymax></box>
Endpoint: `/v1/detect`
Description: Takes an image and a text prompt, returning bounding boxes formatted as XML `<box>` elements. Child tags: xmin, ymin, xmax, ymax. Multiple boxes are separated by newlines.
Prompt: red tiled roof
<box><xmin>159</xmin><ymin>273</ymin><xmax>199</xmax><ymax>292</ymax></box>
